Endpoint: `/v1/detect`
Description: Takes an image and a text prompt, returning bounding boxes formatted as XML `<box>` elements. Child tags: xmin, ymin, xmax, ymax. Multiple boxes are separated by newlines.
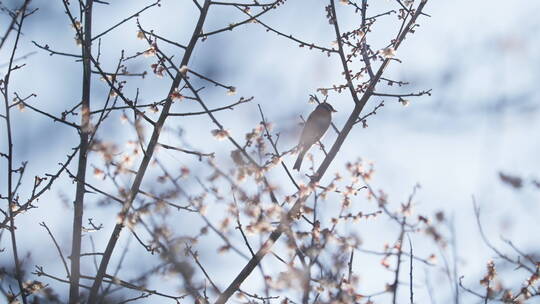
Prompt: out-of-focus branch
<box><xmin>473</xmin><ymin>199</ymin><xmax>535</xmax><ymax>274</ymax></box>
<box><xmin>0</xmin><ymin>1</ymin><xmax>29</xmax><ymax>49</ymax></box>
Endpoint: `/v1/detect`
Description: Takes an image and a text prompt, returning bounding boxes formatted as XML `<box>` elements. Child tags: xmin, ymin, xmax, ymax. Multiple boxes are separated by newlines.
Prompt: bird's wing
<box><xmin>299</xmin><ymin>108</ymin><xmax>331</xmax><ymax>148</ymax></box>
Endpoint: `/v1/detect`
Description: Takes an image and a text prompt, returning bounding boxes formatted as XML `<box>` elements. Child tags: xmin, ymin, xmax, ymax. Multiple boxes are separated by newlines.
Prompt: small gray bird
<box><xmin>293</xmin><ymin>103</ymin><xmax>336</xmax><ymax>171</ymax></box>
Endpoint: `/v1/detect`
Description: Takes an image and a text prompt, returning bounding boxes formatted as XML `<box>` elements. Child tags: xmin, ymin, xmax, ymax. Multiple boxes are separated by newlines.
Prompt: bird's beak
<box><xmin>332</xmin><ymin>109</ymin><xmax>337</xmax><ymax>113</ymax></box>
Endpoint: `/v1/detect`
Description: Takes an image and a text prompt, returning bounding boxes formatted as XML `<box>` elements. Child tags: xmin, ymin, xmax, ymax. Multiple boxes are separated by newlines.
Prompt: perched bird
<box><xmin>293</xmin><ymin>102</ymin><xmax>337</xmax><ymax>171</ymax></box>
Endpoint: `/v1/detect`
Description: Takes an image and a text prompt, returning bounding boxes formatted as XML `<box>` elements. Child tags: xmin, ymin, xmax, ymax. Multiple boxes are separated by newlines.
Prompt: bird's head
<box><xmin>318</xmin><ymin>102</ymin><xmax>337</xmax><ymax>113</ymax></box>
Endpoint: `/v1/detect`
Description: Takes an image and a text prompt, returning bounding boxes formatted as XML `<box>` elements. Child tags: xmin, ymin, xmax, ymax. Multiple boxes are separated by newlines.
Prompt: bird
<box><xmin>293</xmin><ymin>102</ymin><xmax>336</xmax><ymax>171</ymax></box>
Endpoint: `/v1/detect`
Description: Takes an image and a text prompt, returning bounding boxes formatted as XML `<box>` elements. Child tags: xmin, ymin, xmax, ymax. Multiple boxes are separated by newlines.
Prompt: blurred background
<box><xmin>1</xmin><ymin>0</ymin><xmax>539</xmax><ymax>303</ymax></box>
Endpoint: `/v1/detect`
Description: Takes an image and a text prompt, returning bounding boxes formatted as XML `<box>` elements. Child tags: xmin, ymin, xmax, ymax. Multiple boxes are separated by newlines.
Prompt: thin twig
<box><xmin>40</xmin><ymin>222</ymin><xmax>71</xmax><ymax>279</ymax></box>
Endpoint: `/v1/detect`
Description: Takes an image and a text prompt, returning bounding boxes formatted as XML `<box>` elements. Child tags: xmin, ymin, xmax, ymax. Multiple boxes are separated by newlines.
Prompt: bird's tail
<box><xmin>293</xmin><ymin>148</ymin><xmax>306</xmax><ymax>171</ymax></box>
